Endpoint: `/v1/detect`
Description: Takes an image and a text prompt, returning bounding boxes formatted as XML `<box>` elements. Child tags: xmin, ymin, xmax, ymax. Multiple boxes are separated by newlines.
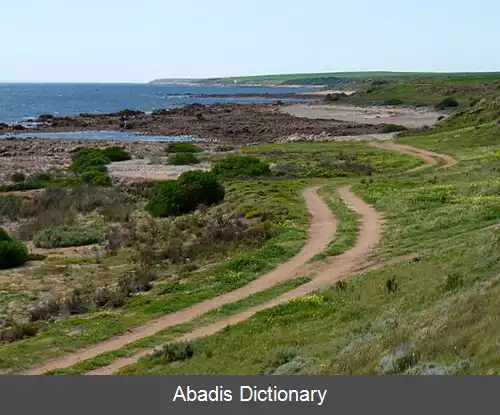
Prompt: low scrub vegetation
<box><xmin>33</xmin><ymin>224</ymin><xmax>106</xmax><ymax>249</ymax></box>
<box><xmin>0</xmin><ymin>227</ymin><xmax>29</xmax><ymax>269</ymax></box>
<box><xmin>165</xmin><ymin>142</ymin><xmax>202</xmax><ymax>153</ymax></box>
<box><xmin>147</xmin><ymin>171</ymin><xmax>225</xmax><ymax>217</ymax></box>
<box><xmin>381</xmin><ymin>124</ymin><xmax>408</xmax><ymax>133</ymax></box>
<box><xmin>102</xmin><ymin>146</ymin><xmax>132</xmax><ymax>162</ymax></box>
<box><xmin>167</xmin><ymin>152</ymin><xmax>200</xmax><ymax>165</ymax></box>
<box><xmin>435</xmin><ymin>97</ymin><xmax>459</xmax><ymax>110</ymax></box>
<box><xmin>214</xmin><ymin>155</ymin><xmax>271</xmax><ymax>178</ymax></box>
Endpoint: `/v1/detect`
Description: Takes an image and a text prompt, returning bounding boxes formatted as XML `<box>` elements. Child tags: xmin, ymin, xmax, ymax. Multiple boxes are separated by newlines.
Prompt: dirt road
<box><xmin>21</xmin><ymin>186</ymin><xmax>337</xmax><ymax>375</ymax></box>
<box><xmin>86</xmin><ymin>185</ymin><xmax>383</xmax><ymax>375</ymax></box>
<box><xmin>371</xmin><ymin>141</ymin><xmax>457</xmax><ymax>170</ymax></box>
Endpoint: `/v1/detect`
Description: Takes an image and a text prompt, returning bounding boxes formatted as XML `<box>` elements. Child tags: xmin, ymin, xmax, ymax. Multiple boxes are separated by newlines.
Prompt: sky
<box><xmin>1</xmin><ymin>0</ymin><xmax>499</xmax><ymax>83</ymax></box>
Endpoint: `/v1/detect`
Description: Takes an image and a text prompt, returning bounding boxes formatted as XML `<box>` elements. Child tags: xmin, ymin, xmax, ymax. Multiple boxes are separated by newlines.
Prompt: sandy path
<box><xmin>86</xmin><ymin>185</ymin><xmax>383</xmax><ymax>375</ymax></box>
<box><xmin>371</xmin><ymin>141</ymin><xmax>457</xmax><ymax>170</ymax></box>
<box><xmin>283</xmin><ymin>104</ymin><xmax>442</xmax><ymax>128</ymax></box>
<box><xmin>20</xmin><ymin>186</ymin><xmax>337</xmax><ymax>375</ymax></box>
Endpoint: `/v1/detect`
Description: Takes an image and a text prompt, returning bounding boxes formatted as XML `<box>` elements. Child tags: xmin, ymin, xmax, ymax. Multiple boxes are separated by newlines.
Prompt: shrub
<box><xmin>59</xmin><ymin>289</ymin><xmax>88</xmax><ymax>315</ymax></box>
<box><xmin>147</xmin><ymin>171</ymin><xmax>225</xmax><ymax>217</ymax></box>
<box><xmin>0</xmin><ymin>227</ymin><xmax>13</xmax><ymax>242</ymax></box>
<box><xmin>29</xmin><ymin>298</ymin><xmax>60</xmax><ymax>322</ymax></box>
<box><xmin>0</xmin><ymin>240</ymin><xmax>29</xmax><ymax>269</ymax></box>
<box><xmin>33</xmin><ymin>172</ymin><xmax>53</xmax><ymax>182</ymax></box>
<box><xmin>167</xmin><ymin>152</ymin><xmax>200</xmax><ymax>165</ymax></box>
<box><xmin>216</xmin><ymin>145</ymin><xmax>235</xmax><ymax>152</ymax></box>
<box><xmin>165</xmin><ymin>142</ymin><xmax>202</xmax><ymax>153</ymax></box>
<box><xmin>79</xmin><ymin>171</ymin><xmax>112</xmax><ymax>187</ymax></box>
<box><xmin>383</xmin><ymin>98</ymin><xmax>405</xmax><ymax>106</ymax></box>
<box><xmin>214</xmin><ymin>155</ymin><xmax>271</xmax><ymax>178</ymax></box>
<box><xmin>151</xmin><ymin>341</ymin><xmax>196</xmax><ymax>362</ymax></box>
<box><xmin>33</xmin><ymin>225</ymin><xmax>106</xmax><ymax>249</ymax></box>
<box><xmin>385</xmin><ymin>277</ymin><xmax>398</xmax><ymax>293</ymax></box>
<box><xmin>0</xmin><ymin>322</ymin><xmax>39</xmax><ymax>343</ymax></box>
<box><xmin>381</xmin><ymin>124</ymin><xmax>408</xmax><ymax>133</ymax></box>
<box><xmin>70</xmin><ymin>148</ymin><xmax>111</xmax><ymax>173</ymax></box>
<box><xmin>444</xmin><ymin>273</ymin><xmax>464</xmax><ymax>291</ymax></box>
<box><xmin>102</xmin><ymin>146</ymin><xmax>132</xmax><ymax>162</ymax></box>
<box><xmin>435</xmin><ymin>97</ymin><xmax>459</xmax><ymax>110</ymax></box>
<box><xmin>11</xmin><ymin>172</ymin><xmax>26</xmax><ymax>183</ymax></box>
<box><xmin>325</xmin><ymin>93</ymin><xmax>346</xmax><ymax>102</ymax></box>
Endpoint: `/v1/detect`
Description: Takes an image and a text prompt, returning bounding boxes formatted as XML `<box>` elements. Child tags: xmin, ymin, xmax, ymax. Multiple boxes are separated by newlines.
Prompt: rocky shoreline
<box><xmin>0</xmin><ymin>103</ymin><xmax>385</xmax><ymax>145</ymax></box>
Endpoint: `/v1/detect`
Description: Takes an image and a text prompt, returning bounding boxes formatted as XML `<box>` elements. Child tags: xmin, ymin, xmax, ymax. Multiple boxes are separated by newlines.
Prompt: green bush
<box><xmin>435</xmin><ymin>97</ymin><xmax>459</xmax><ymax>110</ymax></box>
<box><xmin>70</xmin><ymin>149</ymin><xmax>111</xmax><ymax>173</ymax></box>
<box><xmin>0</xmin><ymin>234</ymin><xmax>29</xmax><ymax>269</ymax></box>
<box><xmin>165</xmin><ymin>142</ymin><xmax>202</xmax><ymax>153</ymax></box>
<box><xmin>79</xmin><ymin>171</ymin><xmax>112</xmax><ymax>187</ymax></box>
<box><xmin>102</xmin><ymin>146</ymin><xmax>132</xmax><ymax>162</ymax></box>
<box><xmin>167</xmin><ymin>152</ymin><xmax>200</xmax><ymax>165</ymax></box>
<box><xmin>0</xmin><ymin>227</ymin><xmax>13</xmax><ymax>242</ymax></box>
<box><xmin>213</xmin><ymin>155</ymin><xmax>271</xmax><ymax>178</ymax></box>
<box><xmin>33</xmin><ymin>225</ymin><xmax>106</xmax><ymax>249</ymax></box>
<box><xmin>147</xmin><ymin>170</ymin><xmax>225</xmax><ymax>217</ymax></box>
<box><xmin>381</xmin><ymin>124</ymin><xmax>408</xmax><ymax>133</ymax></box>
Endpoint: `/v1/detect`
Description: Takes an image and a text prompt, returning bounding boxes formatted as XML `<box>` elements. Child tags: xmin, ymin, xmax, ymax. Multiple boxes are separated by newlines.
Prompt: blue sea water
<box><xmin>0</xmin><ymin>83</ymin><xmax>314</xmax><ymax>123</ymax></box>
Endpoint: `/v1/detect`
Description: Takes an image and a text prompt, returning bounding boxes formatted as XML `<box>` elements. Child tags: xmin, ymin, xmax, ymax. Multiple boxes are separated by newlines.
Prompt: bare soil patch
<box><xmin>282</xmin><ymin>104</ymin><xmax>443</xmax><ymax>128</ymax></box>
<box><xmin>108</xmin><ymin>159</ymin><xmax>212</xmax><ymax>181</ymax></box>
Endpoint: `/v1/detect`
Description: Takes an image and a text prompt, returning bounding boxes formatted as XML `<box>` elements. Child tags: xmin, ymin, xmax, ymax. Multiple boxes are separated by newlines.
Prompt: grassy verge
<box><xmin>43</xmin><ymin>276</ymin><xmax>311</xmax><ymax>375</ymax></box>
<box><xmin>242</xmin><ymin>141</ymin><xmax>422</xmax><ymax>177</ymax></box>
<box><xmin>311</xmin><ymin>184</ymin><xmax>359</xmax><ymax>262</ymax></box>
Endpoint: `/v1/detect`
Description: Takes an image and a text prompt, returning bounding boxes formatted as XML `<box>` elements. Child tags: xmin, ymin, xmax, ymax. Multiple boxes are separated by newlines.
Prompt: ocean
<box><xmin>0</xmin><ymin>83</ymin><xmax>314</xmax><ymax>123</ymax></box>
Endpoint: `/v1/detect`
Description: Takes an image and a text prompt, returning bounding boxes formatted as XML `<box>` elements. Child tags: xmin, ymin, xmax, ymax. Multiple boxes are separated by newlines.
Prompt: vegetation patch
<box><xmin>381</xmin><ymin>124</ymin><xmax>408</xmax><ymax>133</ymax></box>
<box><xmin>147</xmin><ymin>170</ymin><xmax>225</xmax><ymax>217</ymax></box>
<box><xmin>165</xmin><ymin>142</ymin><xmax>202</xmax><ymax>153</ymax></box>
<box><xmin>167</xmin><ymin>152</ymin><xmax>201</xmax><ymax>165</ymax></box>
<box><xmin>214</xmin><ymin>155</ymin><xmax>271</xmax><ymax>178</ymax></box>
<box><xmin>33</xmin><ymin>225</ymin><xmax>106</xmax><ymax>249</ymax></box>
<box><xmin>435</xmin><ymin>97</ymin><xmax>459</xmax><ymax>110</ymax></box>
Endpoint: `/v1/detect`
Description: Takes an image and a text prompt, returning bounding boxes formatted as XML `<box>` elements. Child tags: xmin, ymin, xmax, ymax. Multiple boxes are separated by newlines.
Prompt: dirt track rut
<box><xmin>371</xmin><ymin>141</ymin><xmax>457</xmax><ymax>170</ymax></box>
<box><xmin>86</xmin><ymin>185</ymin><xmax>383</xmax><ymax>375</ymax></box>
<box><xmin>21</xmin><ymin>186</ymin><xmax>337</xmax><ymax>375</ymax></box>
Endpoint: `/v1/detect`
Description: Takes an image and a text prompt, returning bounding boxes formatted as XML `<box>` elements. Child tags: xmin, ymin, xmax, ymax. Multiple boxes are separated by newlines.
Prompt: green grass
<box><xmin>120</xmin><ymin>227</ymin><xmax>500</xmax><ymax>374</ymax></box>
<box><xmin>43</xmin><ymin>276</ymin><xmax>311</xmax><ymax>375</ymax></box>
<box><xmin>194</xmin><ymin>71</ymin><xmax>500</xmax><ymax>85</ymax></box>
<box><xmin>311</xmin><ymin>184</ymin><xmax>359</xmax><ymax>261</ymax></box>
<box><xmin>117</xmin><ymin>112</ymin><xmax>500</xmax><ymax>375</ymax></box>
<box><xmin>242</xmin><ymin>142</ymin><xmax>422</xmax><ymax>177</ymax></box>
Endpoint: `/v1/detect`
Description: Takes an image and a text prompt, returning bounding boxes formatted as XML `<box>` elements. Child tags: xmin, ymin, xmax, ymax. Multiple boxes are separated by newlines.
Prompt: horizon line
<box><xmin>2</xmin><ymin>69</ymin><xmax>500</xmax><ymax>84</ymax></box>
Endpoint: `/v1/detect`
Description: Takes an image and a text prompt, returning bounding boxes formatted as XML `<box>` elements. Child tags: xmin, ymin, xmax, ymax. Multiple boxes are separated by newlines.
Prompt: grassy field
<box><xmin>117</xmin><ymin>106</ymin><xmax>500</xmax><ymax>375</ymax></box>
<box><xmin>197</xmin><ymin>71</ymin><xmax>500</xmax><ymax>84</ymax></box>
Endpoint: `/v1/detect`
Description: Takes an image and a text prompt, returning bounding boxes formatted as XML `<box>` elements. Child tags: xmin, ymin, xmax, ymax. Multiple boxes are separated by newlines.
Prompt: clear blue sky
<box><xmin>2</xmin><ymin>0</ymin><xmax>499</xmax><ymax>82</ymax></box>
